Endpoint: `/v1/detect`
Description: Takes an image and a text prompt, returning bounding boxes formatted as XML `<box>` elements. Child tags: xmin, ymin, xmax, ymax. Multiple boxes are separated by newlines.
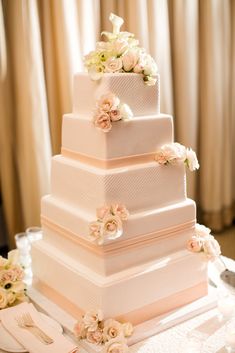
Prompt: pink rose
<box><xmin>86</xmin><ymin>329</ymin><xmax>103</xmax><ymax>345</ymax></box>
<box><xmin>110</xmin><ymin>109</ymin><xmax>121</xmax><ymax>122</ymax></box>
<box><xmin>104</xmin><ymin>57</ymin><xmax>123</xmax><ymax>73</ymax></box>
<box><xmin>187</xmin><ymin>237</ymin><xmax>202</xmax><ymax>253</ymax></box>
<box><xmin>96</xmin><ymin>206</ymin><xmax>110</xmax><ymax>220</ymax></box>
<box><xmin>74</xmin><ymin>320</ymin><xmax>87</xmax><ymax>339</ymax></box>
<box><xmin>111</xmin><ymin>204</ymin><xmax>129</xmax><ymax>220</ymax></box>
<box><xmin>97</xmin><ymin>93</ymin><xmax>120</xmax><ymax>112</ymax></box>
<box><xmin>104</xmin><ymin>337</ymin><xmax>129</xmax><ymax>353</ymax></box>
<box><xmin>103</xmin><ymin>319</ymin><xmax>123</xmax><ymax>341</ymax></box>
<box><xmin>103</xmin><ymin>215</ymin><xmax>123</xmax><ymax>240</ymax></box>
<box><xmin>83</xmin><ymin>309</ymin><xmax>103</xmax><ymax>332</ymax></box>
<box><xmin>122</xmin><ymin>50</ymin><xmax>139</xmax><ymax>72</ymax></box>
<box><xmin>155</xmin><ymin>151</ymin><xmax>169</xmax><ymax>165</ymax></box>
<box><xmin>89</xmin><ymin>221</ymin><xmax>104</xmax><ymax>244</ymax></box>
<box><xmin>94</xmin><ymin>112</ymin><xmax>112</xmax><ymax>132</ymax></box>
<box><xmin>202</xmin><ymin>236</ymin><xmax>221</xmax><ymax>261</ymax></box>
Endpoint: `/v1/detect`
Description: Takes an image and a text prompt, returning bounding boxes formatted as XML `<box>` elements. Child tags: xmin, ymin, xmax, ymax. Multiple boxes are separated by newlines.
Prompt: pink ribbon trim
<box><xmin>41</xmin><ymin>216</ymin><xmax>195</xmax><ymax>257</ymax></box>
<box><xmin>61</xmin><ymin>147</ymin><xmax>156</xmax><ymax>168</ymax></box>
<box><xmin>33</xmin><ymin>278</ymin><xmax>207</xmax><ymax>326</ymax></box>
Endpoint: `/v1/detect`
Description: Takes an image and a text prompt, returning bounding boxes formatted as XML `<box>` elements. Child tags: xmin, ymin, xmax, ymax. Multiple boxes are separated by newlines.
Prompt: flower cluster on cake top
<box><xmin>84</xmin><ymin>13</ymin><xmax>158</xmax><ymax>85</ymax></box>
<box><xmin>94</xmin><ymin>93</ymin><xmax>133</xmax><ymax>132</ymax></box>
<box><xmin>0</xmin><ymin>250</ymin><xmax>27</xmax><ymax>309</ymax></box>
<box><xmin>89</xmin><ymin>204</ymin><xmax>129</xmax><ymax>245</ymax></box>
<box><xmin>155</xmin><ymin>142</ymin><xmax>200</xmax><ymax>171</ymax></box>
<box><xmin>187</xmin><ymin>223</ymin><xmax>221</xmax><ymax>261</ymax></box>
<box><xmin>74</xmin><ymin>309</ymin><xmax>133</xmax><ymax>352</ymax></box>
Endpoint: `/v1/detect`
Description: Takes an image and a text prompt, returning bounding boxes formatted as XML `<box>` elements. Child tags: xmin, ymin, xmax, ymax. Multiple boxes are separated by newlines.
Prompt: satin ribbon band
<box><xmin>33</xmin><ymin>278</ymin><xmax>207</xmax><ymax>326</ymax></box>
<box><xmin>41</xmin><ymin>216</ymin><xmax>195</xmax><ymax>257</ymax></box>
<box><xmin>61</xmin><ymin>147</ymin><xmax>156</xmax><ymax>168</ymax></box>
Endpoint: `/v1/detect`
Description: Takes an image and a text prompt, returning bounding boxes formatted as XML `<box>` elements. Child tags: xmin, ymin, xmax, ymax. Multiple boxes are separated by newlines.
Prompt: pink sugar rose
<box><xmin>111</xmin><ymin>204</ymin><xmax>129</xmax><ymax>221</ymax></box>
<box><xmin>96</xmin><ymin>206</ymin><xmax>110</xmax><ymax>220</ymax></box>
<box><xmin>94</xmin><ymin>112</ymin><xmax>112</xmax><ymax>132</ymax></box>
<box><xmin>104</xmin><ymin>57</ymin><xmax>123</xmax><ymax>73</ymax></box>
<box><xmin>103</xmin><ymin>214</ymin><xmax>123</xmax><ymax>240</ymax></box>
<box><xmin>97</xmin><ymin>93</ymin><xmax>120</xmax><ymax>112</ymax></box>
<box><xmin>155</xmin><ymin>151</ymin><xmax>169</xmax><ymax>165</ymax></box>
<box><xmin>202</xmin><ymin>236</ymin><xmax>221</xmax><ymax>261</ymax></box>
<box><xmin>122</xmin><ymin>50</ymin><xmax>139</xmax><ymax>72</ymax></box>
<box><xmin>187</xmin><ymin>237</ymin><xmax>202</xmax><ymax>253</ymax></box>
<box><xmin>110</xmin><ymin>109</ymin><xmax>121</xmax><ymax>122</ymax></box>
<box><xmin>89</xmin><ymin>221</ymin><xmax>104</xmax><ymax>244</ymax></box>
<box><xmin>74</xmin><ymin>320</ymin><xmax>87</xmax><ymax>339</ymax></box>
<box><xmin>103</xmin><ymin>319</ymin><xmax>123</xmax><ymax>341</ymax></box>
<box><xmin>86</xmin><ymin>329</ymin><xmax>103</xmax><ymax>345</ymax></box>
<box><xmin>83</xmin><ymin>309</ymin><xmax>103</xmax><ymax>332</ymax></box>
<box><xmin>104</xmin><ymin>337</ymin><xmax>129</xmax><ymax>353</ymax></box>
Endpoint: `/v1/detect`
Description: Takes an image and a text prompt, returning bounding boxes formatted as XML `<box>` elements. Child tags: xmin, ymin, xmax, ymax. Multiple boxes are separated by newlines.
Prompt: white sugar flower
<box><xmin>111</xmin><ymin>40</ymin><xmax>128</xmax><ymax>57</ymax></box>
<box><xmin>195</xmin><ymin>223</ymin><xmax>211</xmax><ymax>238</ymax></box>
<box><xmin>185</xmin><ymin>148</ymin><xmax>200</xmax><ymax>171</ymax></box>
<box><xmin>202</xmin><ymin>236</ymin><xmax>221</xmax><ymax>261</ymax></box>
<box><xmin>109</xmin><ymin>13</ymin><xmax>124</xmax><ymax>35</ymax></box>
<box><xmin>119</xmin><ymin>103</ymin><xmax>133</xmax><ymax>120</ymax></box>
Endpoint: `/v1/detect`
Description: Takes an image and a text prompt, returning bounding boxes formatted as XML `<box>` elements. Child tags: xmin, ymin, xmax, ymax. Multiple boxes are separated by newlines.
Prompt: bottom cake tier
<box><xmin>31</xmin><ymin>240</ymin><xmax>208</xmax><ymax>325</ymax></box>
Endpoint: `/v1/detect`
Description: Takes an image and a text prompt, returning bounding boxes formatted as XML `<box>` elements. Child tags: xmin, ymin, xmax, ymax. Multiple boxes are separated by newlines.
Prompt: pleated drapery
<box><xmin>0</xmin><ymin>0</ymin><xmax>234</xmax><ymax>247</ymax></box>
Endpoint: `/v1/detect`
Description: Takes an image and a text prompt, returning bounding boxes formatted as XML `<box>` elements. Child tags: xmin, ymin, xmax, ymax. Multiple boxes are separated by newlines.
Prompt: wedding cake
<box><xmin>31</xmin><ymin>14</ymin><xmax>220</xmax><ymax>331</ymax></box>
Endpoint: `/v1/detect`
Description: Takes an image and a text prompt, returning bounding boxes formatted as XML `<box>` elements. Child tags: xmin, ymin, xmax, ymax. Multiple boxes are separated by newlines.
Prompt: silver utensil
<box><xmin>15</xmin><ymin>314</ymin><xmax>54</xmax><ymax>345</ymax></box>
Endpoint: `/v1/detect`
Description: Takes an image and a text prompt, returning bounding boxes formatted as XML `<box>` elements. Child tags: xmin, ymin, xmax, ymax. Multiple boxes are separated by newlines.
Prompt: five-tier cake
<box><xmin>31</xmin><ymin>14</ymin><xmax>219</xmax><ymax>333</ymax></box>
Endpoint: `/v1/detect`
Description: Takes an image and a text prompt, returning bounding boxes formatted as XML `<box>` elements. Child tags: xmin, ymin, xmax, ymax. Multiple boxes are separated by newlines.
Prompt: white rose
<box><xmin>103</xmin><ymin>319</ymin><xmax>123</xmax><ymax>341</ymax></box>
<box><xmin>142</xmin><ymin>54</ymin><xmax>158</xmax><ymax>76</ymax></box>
<box><xmin>104</xmin><ymin>57</ymin><xmax>123</xmax><ymax>73</ymax></box>
<box><xmin>195</xmin><ymin>223</ymin><xmax>211</xmax><ymax>238</ymax></box>
<box><xmin>122</xmin><ymin>322</ymin><xmax>134</xmax><ymax>337</ymax></box>
<box><xmin>83</xmin><ymin>309</ymin><xmax>103</xmax><ymax>332</ymax></box>
<box><xmin>119</xmin><ymin>104</ymin><xmax>133</xmax><ymax>120</ymax></box>
<box><xmin>0</xmin><ymin>288</ymin><xmax>8</xmax><ymax>309</ymax></box>
<box><xmin>103</xmin><ymin>336</ymin><xmax>128</xmax><ymax>353</ymax></box>
<box><xmin>202</xmin><ymin>236</ymin><xmax>221</xmax><ymax>261</ymax></box>
<box><xmin>159</xmin><ymin>143</ymin><xmax>186</xmax><ymax>164</ymax></box>
<box><xmin>185</xmin><ymin>148</ymin><xmax>200</xmax><ymax>171</ymax></box>
<box><xmin>122</xmin><ymin>50</ymin><xmax>139</xmax><ymax>72</ymax></box>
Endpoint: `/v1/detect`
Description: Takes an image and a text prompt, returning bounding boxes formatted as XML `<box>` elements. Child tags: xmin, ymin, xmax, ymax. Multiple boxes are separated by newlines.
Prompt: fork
<box><xmin>15</xmin><ymin>314</ymin><xmax>54</xmax><ymax>345</ymax></box>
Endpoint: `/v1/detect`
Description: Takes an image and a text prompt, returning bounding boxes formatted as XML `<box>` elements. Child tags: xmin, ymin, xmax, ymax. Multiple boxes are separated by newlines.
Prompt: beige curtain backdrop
<box><xmin>0</xmin><ymin>0</ymin><xmax>234</xmax><ymax>247</ymax></box>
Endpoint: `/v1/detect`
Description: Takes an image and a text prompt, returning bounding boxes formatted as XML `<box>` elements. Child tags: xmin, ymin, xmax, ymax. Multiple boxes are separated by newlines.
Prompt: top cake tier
<box><xmin>73</xmin><ymin>73</ymin><xmax>160</xmax><ymax>118</ymax></box>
